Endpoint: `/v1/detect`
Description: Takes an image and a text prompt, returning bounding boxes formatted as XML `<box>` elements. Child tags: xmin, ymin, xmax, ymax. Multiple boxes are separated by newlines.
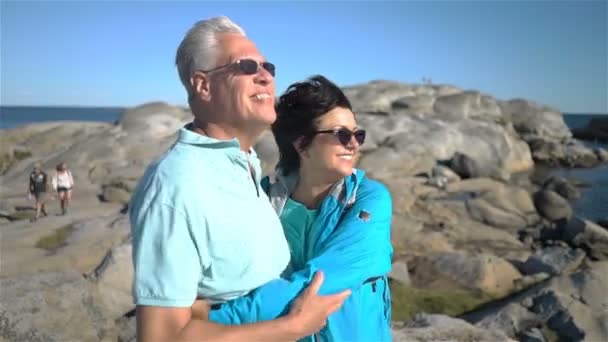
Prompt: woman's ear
<box><xmin>190</xmin><ymin>71</ymin><xmax>211</xmax><ymax>101</ymax></box>
<box><xmin>293</xmin><ymin>137</ymin><xmax>309</xmax><ymax>158</ymax></box>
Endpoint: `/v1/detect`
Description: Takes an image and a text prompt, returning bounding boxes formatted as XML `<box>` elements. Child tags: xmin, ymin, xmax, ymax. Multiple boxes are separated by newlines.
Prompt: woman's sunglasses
<box><xmin>201</xmin><ymin>58</ymin><xmax>276</xmax><ymax>77</ymax></box>
<box><xmin>312</xmin><ymin>128</ymin><xmax>366</xmax><ymax>147</ymax></box>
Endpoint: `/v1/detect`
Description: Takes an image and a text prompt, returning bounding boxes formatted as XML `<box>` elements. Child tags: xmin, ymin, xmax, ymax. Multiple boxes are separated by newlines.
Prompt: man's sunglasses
<box><xmin>312</xmin><ymin>128</ymin><xmax>366</xmax><ymax>147</ymax></box>
<box><xmin>201</xmin><ymin>58</ymin><xmax>275</xmax><ymax>77</ymax></box>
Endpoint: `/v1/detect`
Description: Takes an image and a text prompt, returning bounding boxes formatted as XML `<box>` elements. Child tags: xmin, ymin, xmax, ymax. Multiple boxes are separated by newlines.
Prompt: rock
<box><xmin>392</xmin><ymin>314</ymin><xmax>516</xmax><ymax>342</ymax></box>
<box><xmin>86</xmin><ymin>243</ymin><xmax>134</xmax><ymax>319</ymax></box>
<box><xmin>389</xmin><ymin>260</ymin><xmax>411</xmax><ymax>286</ymax></box>
<box><xmin>409</xmin><ymin>252</ymin><xmax>521</xmax><ymax>297</ymax></box>
<box><xmin>518</xmin><ymin>246</ymin><xmax>586</xmax><ymax>276</ymax></box>
<box><xmin>103</xmin><ymin>177</ymin><xmax>138</xmax><ymax>193</ymax></box>
<box><xmin>466</xmin><ymin>197</ymin><xmax>528</xmax><ymax>230</ymax></box>
<box><xmin>391</xmin><ymin>95</ymin><xmax>435</xmax><ymax>113</ymax></box>
<box><xmin>358</xmin><ymin>146</ymin><xmax>435</xmax><ymax>178</ymax></box>
<box><xmin>513</xmin><ymin>272</ymin><xmax>551</xmax><ymax>292</ymax></box>
<box><xmin>343</xmin><ymin>80</ymin><xmax>415</xmax><ymax>114</ymax></box>
<box><xmin>571</xmin><ymin>117</ymin><xmax>608</xmax><ymax>142</ymax></box>
<box><xmin>561</xmin><ymin>141</ymin><xmax>599</xmax><ymax>168</ymax></box>
<box><xmin>559</xmin><ymin>217</ymin><xmax>608</xmax><ymax>260</ymax></box>
<box><xmin>0</xmin><ymin>271</ymin><xmax>110</xmax><ymax>341</ymax></box>
<box><xmin>444</xmin><ymin>179</ymin><xmax>540</xmax><ymax>230</ymax></box>
<box><xmin>431</xmin><ymin>164</ymin><xmax>461</xmax><ymax>182</ymax></box>
<box><xmin>594</xmin><ymin>147</ymin><xmax>608</xmax><ymax>162</ymax></box>
<box><xmin>531</xmin><ymin>292</ymin><xmax>586</xmax><ymax>341</ymax></box>
<box><xmin>357</xmin><ymin>113</ymin><xmax>533</xmax><ymax>178</ymax></box>
<box><xmin>101</xmin><ymin>186</ymin><xmax>131</xmax><ymax>205</ymax></box>
<box><xmin>118</xmin><ymin>102</ymin><xmax>191</xmax><ymax>138</ymax></box>
<box><xmin>533</xmin><ymin>190</ymin><xmax>573</xmax><ymax>222</ymax></box>
<box><xmin>115</xmin><ymin>314</ymin><xmax>136</xmax><ymax>342</ymax></box>
<box><xmin>471</xmin><ymin>301</ymin><xmax>542</xmax><ymax>338</ymax></box>
<box><xmin>499</xmin><ymin>99</ymin><xmax>571</xmax><ymax>142</ymax></box>
<box><xmin>463</xmin><ymin>261</ymin><xmax>608</xmax><ymax>342</ymax></box>
<box><xmin>528</xmin><ymin>138</ymin><xmax>564</xmax><ymax>165</ymax></box>
<box><xmin>597</xmin><ymin>218</ymin><xmax>608</xmax><ymax>229</ymax></box>
<box><xmin>542</xmin><ymin>176</ymin><xmax>581</xmax><ymax>201</ymax></box>
<box><xmin>450</xmin><ymin>152</ymin><xmax>509</xmax><ymax>181</ymax></box>
<box><xmin>433</xmin><ymin>91</ymin><xmax>504</xmax><ymax>124</ymax></box>
<box><xmin>519</xmin><ymin>327</ymin><xmax>547</xmax><ymax>342</ymax></box>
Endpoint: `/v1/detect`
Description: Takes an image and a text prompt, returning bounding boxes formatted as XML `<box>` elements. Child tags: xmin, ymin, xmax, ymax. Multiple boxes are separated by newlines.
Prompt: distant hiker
<box><xmin>52</xmin><ymin>162</ymin><xmax>74</xmax><ymax>215</ymax></box>
<box><xmin>28</xmin><ymin>163</ymin><xmax>49</xmax><ymax>221</ymax></box>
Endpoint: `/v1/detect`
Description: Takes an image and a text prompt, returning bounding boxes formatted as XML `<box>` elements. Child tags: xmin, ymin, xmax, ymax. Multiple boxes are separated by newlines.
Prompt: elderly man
<box><xmin>129</xmin><ymin>16</ymin><xmax>349</xmax><ymax>341</ymax></box>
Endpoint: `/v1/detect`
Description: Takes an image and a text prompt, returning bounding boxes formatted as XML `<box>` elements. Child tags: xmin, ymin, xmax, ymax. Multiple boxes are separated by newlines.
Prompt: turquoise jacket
<box><xmin>210</xmin><ymin>169</ymin><xmax>393</xmax><ymax>341</ymax></box>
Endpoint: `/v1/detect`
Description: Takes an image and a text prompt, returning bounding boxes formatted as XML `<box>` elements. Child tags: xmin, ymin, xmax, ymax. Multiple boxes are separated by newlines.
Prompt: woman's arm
<box><xmin>136</xmin><ymin>272</ymin><xmax>348</xmax><ymax>342</ymax></box>
<box><xmin>210</xmin><ymin>179</ymin><xmax>393</xmax><ymax>324</ymax></box>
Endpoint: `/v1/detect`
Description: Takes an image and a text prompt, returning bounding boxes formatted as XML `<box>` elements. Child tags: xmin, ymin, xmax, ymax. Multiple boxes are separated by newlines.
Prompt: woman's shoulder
<box><xmin>358</xmin><ymin>175</ymin><xmax>390</xmax><ymax>195</ymax></box>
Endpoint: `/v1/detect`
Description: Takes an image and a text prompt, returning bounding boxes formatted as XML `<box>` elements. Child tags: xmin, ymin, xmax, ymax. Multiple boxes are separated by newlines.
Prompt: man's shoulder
<box><xmin>133</xmin><ymin>145</ymin><xmax>221</xmax><ymax>200</ymax></box>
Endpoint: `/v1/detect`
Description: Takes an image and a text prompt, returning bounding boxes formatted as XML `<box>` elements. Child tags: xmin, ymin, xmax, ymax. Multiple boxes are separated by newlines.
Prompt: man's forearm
<box><xmin>178</xmin><ymin>316</ymin><xmax>301</xmax><ymax>342</ymax></box>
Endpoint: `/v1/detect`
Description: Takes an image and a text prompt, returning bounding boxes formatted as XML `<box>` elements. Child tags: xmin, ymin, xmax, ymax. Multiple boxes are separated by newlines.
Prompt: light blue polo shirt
<box><xmin>129</xmin><ymin>125</ymin><xmax>291</xmax><ymax>307</ymax></box>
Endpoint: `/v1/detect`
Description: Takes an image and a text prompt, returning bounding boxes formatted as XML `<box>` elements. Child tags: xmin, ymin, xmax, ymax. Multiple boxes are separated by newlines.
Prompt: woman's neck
<box><xmin>291</xmin><ymin>171</ymin><xmax>335</xmax><ymax>209</ymax></box>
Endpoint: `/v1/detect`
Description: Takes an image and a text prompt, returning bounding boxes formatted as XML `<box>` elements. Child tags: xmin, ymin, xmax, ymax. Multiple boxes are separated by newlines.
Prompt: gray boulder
<box><xmin>450</xmin><ymin>152</ymin><xmax>509</xmax><ymax>181</ymax></box>
<box><xmin>392</xmin><ymin>314</ymin><xmax>515</xmax><ymax>342</ymax></box>
<box><xmin>86</xmin><ymin>242</ymin><xmax>134</xmax><ymax>319</ymax></box>
<box><xmin>533</xmin><ymin>190</ymin><xmax>573</xmax><ymax>222</ymax></box>
<box><xmin>542</xmin><ymin>176</ymin><xmax>581</xmax><ymax>201</ymax></box>
<box><xmin>518</xmin><ymin>246</ymin><xmax>586</xmax><ymax>276</ymax></box>
<box><xmin>464</xmin><ymin>261</ymin><xmax>608</xmax><ymax>342</ymax></box>
<box><xmin>499</xmin><ymin>99</ymin><xmax>571</xmax><ymax>142</ymax></box>
<box><xmin>559</xmin><ymin>217</ymin><xmax>608</xmax><ymax>260</ymax></box>
<box><xmin>595</xmin><ymin>147</ymin><xmax>608</xmax><ymax>162</ymax></box>
<box><xmin>0</xmin><ymin>271</ymin><xmax>110</xmax><ymax>342</ymax></box>
<box><xmin>389</xmin><ymin>260</ymin><xmax>411</xmax><ymax>286</ymax></box>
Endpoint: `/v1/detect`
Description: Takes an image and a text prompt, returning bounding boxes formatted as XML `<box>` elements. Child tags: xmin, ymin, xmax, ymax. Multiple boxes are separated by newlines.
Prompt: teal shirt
<box><xmin>129</xmin><ymin>126</ymin><xmax>290</xmax><ymax>306</ymax></box>
<box><xmin>280</xmin><ymin>197</ymin><xmax>318</xmax><ymax>342</ymax></box>
<box><xmin>280</xmin><ymin>198</ymin><xmax>318</xmax><ymax>273</ymax></box>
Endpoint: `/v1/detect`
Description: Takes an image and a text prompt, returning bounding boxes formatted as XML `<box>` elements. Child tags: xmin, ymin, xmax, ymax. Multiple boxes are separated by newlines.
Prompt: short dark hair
<box><xmin>272</xmin><ymin>75</ymin><xmax>352</xmax><ymax>175</ymax></box>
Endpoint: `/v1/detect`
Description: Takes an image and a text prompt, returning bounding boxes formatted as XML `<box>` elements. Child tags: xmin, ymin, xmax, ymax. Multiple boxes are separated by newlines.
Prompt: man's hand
<box><xmin>284</xmin><ymin>271</ymin><xmax>350</xmax><ymax>337</ymax></box>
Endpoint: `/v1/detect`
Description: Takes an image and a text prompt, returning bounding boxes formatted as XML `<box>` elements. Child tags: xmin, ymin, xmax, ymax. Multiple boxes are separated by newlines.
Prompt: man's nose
<box><xmin>253</xmin><ymin>66</ymin><xmax>273</xmax><ymax>85</ymax></box>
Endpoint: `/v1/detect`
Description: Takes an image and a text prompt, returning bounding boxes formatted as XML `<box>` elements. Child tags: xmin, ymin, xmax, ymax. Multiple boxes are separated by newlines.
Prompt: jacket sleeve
<box><xmin>209</xmin><ymin>179</ymin><xmax>393</xmax><ymax>324</ymax></box>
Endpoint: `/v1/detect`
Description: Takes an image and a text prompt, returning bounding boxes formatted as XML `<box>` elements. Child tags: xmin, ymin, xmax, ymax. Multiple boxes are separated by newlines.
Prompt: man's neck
<box><xmin>192</xmin><ymin>119</ymin><xmax>257</xmax><ymax>152</ymax></box>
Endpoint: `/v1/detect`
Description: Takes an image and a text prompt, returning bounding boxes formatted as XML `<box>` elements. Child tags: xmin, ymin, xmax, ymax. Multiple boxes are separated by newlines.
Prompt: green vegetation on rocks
<box><xmin>390</xmin><ymin>280</ymin><xmax>494</xmax><ymax>321</ymax></box>
<box><xmin>35</xmin><ymin>224</ymin><xmax>75</xmax><ymax>252</ymax></box>
<box><xmin>0</xmin><ymin>149</ymin><xmax>32</xmax><ymax>174</ymax></box>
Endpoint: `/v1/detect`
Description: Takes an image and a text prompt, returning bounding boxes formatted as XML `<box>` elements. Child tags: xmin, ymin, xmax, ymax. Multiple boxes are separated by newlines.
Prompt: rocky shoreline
<box><xmin>1</xmin><ymin>82</ymin><xmax>607</xmax><ymax>341</ymax></box>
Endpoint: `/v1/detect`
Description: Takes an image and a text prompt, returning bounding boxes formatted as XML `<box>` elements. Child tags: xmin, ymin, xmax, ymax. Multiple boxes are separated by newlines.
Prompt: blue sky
<box><xmin>1</xmin><ymin>0</ymin><xmax>606</xmax><ymax>113</ymax></box>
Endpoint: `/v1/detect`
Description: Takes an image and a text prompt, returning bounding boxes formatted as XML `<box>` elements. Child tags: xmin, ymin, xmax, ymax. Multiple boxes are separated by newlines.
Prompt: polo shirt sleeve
<box><xmin>130</xmin><ymin>200</ymin><xmax>202</xmax><ymax>307</ymax></box>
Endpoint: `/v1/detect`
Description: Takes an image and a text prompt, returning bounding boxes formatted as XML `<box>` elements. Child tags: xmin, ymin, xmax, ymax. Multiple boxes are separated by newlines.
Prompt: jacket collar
<box><xmin>269</xmin><ymin>168</ymin><xmax>364</xmax><ymax>215</ymax></box>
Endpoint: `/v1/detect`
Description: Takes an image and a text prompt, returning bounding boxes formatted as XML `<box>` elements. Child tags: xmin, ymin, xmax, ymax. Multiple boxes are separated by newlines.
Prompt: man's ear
<box><xmin>190</xmin><ymin>71</ymin><xmax>211</xmax><ymax>101</ymax></box>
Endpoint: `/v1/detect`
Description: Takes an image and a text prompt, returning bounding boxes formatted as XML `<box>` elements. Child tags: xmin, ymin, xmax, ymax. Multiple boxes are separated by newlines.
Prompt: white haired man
<box><xmin>129</xmin><ymin>16</ymin><xmax>349</xmax><ymax>341</ymax></box>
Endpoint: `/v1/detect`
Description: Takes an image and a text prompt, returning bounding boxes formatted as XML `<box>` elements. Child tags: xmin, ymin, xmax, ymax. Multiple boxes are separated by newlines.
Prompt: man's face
<box><xmin>205</xmin><ymin>33</ymin><xmax>276</xmax><ymax>132</ymax></box>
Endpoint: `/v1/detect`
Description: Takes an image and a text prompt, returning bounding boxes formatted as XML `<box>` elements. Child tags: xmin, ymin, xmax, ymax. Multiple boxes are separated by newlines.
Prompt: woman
<box><xmin>210</xmin><ymin>75</ymin><xmax>393</xmax><ymax>341</ymax></box>
<box><xmin>51</xmin><ymin>162</ymin><xmax>74</xmax><ymax>215</ymax></box>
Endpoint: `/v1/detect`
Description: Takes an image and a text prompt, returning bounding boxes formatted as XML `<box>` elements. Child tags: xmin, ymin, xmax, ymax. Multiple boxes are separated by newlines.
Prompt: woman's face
<box><xmin>298</xmin><ymin>107</ymin><xmax>362</xmax><ymax>183</ymax></box>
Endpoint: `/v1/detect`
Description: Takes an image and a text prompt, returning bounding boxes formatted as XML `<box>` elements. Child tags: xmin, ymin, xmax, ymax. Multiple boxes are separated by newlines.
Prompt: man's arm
<box><xmin>210</xmin><ymin>179</ymin><xmax>392</xmax><ymax>324</ymax></box>
<box><xmin>136</xmin><ymin>271</ymin><xmax>349</xmax><ymax>342</ymax></box>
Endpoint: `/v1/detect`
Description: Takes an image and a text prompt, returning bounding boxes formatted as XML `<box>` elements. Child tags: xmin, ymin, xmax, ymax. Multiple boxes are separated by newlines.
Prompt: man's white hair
<box><xmin>175</xmin><ymin>16</ymin><xmax>246</xmax><ymax>97</ymax></box>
